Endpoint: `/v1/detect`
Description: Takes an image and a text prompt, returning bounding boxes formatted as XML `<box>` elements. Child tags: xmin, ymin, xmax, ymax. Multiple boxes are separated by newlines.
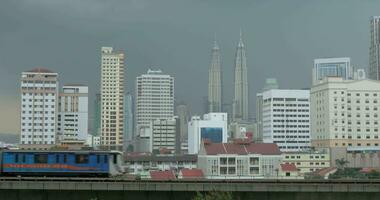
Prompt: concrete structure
<box><xmin>330</xmin><ymin>147</ymin><xmax>380</xmax><ymax>168</ymax></box>
<box><xmin>232</xmin><ymin>32</ymin><xmax>249</xmax><ymax>121</ymax></box>
<box><xmin>92</xmin><ymin>93</ymin><xmax>101</xmax><ymax>137</ymax></box>
<box><xmin>208</xmin><ymin>39</ymin><xmax>222</xmax><ymax>112</ymax></box>
<box><xmin>197</xmin><ymin>142</ymin><xmax>282</xmax><ymax>179</ymax></box>
<box><xmin>282</xmin><ymin>150</ymin><xmax>330</xmax><ymax>174</ymax></box>
<box><xmin>262</xmin><ymin>89</ymin><xmax>311</xmax><ymax>152</ymax></box>
<box><xmin>124</xmin><ymin>153</ymin><xmax>197</xmax><ymax>176</ymax></box>
<box><xmin>369</xmin><ymin>16</ymin><xmax>380</xmax><ymax>80</ymax></box>
<box><xmin>151</xmin><ymin>117</ymin><xmax>178</xmax><ymax>153</ymax></box>
<box><xmin>229</xmin><ymin>121</ymin><xmax>255</xmax><ymax>139</ymax></box>
<box><xmin>311</xmin><ymin>77</ymin><xmax>380</xmax><ymax>148</ymax></box>
<box><xmin>188</xmin><ymin>113</ymin><xmax>228</xmax><ymax>154</ymax></box>
<box><xmin>100</xmin><ymin>47</ymin><xmax>125</xmax><ymax>150</ymax></box>
<box><xmin>313</xmin><ymin>57</ymin><xmax>351</xmax><ymax>85</ymax></box>
<box><xmin>123</xmin><ymin>93</ymin><xmax>134</xmax><ymax>151</ymax></box>
<box><xmin>20</xmin><ymin>68</ymin><xmax>59</xmax><ymax>150</ymax></box>
<box><xmin>58</xmin><ymin>85</ymin><xmax>88</xmax><ymax>144</ymax></box>
<box><xmin>86</xmin><ymin>134</ymin><xmax>100</xmax><ymax>148</ymax></box>
<box><xmin>176</xmin><ymin>103</ymin><xmax>190</xmax><ymax>143</ymax></box>
<box><xmin>135</xmin><ymin>69</ymin><xmax>174</xmax><ymax>138</ymax></box>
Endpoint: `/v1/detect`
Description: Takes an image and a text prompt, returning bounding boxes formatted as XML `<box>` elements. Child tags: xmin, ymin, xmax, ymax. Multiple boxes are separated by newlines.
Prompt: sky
<box><xmin>0</xmin><ymin>0</ymin><xmax>379</xmax><ymax>135</ymax></box>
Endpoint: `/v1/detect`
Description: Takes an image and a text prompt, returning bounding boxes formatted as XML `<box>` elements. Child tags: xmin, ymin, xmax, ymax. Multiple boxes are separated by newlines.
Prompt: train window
<box><xmin>34</xmin><ymin>154</ymin><xmax>48</xmax><ymax>164</ymax></box>
<box><xmin>22</xmin><ymin>154</ymin><xmax>26</xmax><ymax>163</ymax></box>
<box><xmin>75</xmin><ymin>155</ymin><xmax>89</xmax><ymax>164</ymax></box>
<box><xmin>96</xmin><ymin>155</ymin><xmax>100</xmax><ymax>164</ymax></box>
<box><xmin>104</xmin><ymin>155</ymin><xmax>108</xmax><ymax>163</ymax></box>
<box><xmin>113</xmin><ymin>154</ymin><xmax>117</xmax><ymax>164</ymax></box>
<box><xmin>63</xmin><ymin>154</ymin><xmax>67</xmax><ymax>163</ymax></box>
<box><xmin>15</xmin><ymin>154</ymin><xmax>19</xmax><ymax>163</ymax></box>
<box><xmin>56</xmin><ymin>154</ymin><xmax>59</xmax><ymax>163</ymax></box>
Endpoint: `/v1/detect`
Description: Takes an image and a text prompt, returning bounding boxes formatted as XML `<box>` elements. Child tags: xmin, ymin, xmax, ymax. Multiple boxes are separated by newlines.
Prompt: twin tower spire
<box><xmin>208</xmin><ymin>32</ymin><xmax>249</xmax><ymax>121</ymax></box>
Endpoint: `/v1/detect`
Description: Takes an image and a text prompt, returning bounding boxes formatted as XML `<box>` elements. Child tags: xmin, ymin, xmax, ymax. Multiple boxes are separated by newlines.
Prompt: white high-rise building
<box><xmin>369</xmin><ymin>16</ymin><xmax>380</xmax><ymax>80</ymax></box>
<box><xmin>20</xmin><ymin>68</ymin><xmax>59</xmax><ymax>150</ymax></box>
<box><xmin>311</xmin><ymin>77</ymin><xmax>380</xmax><ymax>148</ymax></box>
<box><xmin>313</xmin><ymin>57</ymin><xmax>351</xmax><ymax>85</ymax></box>
<box><xmin>135</xmin><ymin>69</ymin><xmax>174</xmax><ymax>135</ymax></box>
<box><xmin>262</xmin><ymin>89</ymin><xmax>311</xmax><ymax>152</ymax></box>
<box><xmin>188</xmin><ymin>113</ymin><xmax>228</xmax><ymax>154</ymax></box>
<box><xmin>100</xmin><ymin>47</ymin><xmax>125</xmax><ymax>150</ymax></box>
<box><xmin>58</xmin><ymin>85</ymin><xmax>88</xmax><ymax>143</ymax></box>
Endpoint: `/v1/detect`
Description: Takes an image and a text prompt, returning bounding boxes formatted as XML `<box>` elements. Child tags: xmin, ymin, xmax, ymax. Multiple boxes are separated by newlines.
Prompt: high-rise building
<box><xmin>208</xmin><ymin>39</ymin><xmax>222</xmax><ymax>112</ymax></box>
<box><xmin>20</xmin><ymin>68</ymin><xmax>59</xmax><ymax>150</ymax></box>
<box><xmin>100</xmin><ymin>47</ymin><xmax>125</xmax><ymax>150</ymax></box>
<box><xmin>58</xmin><ymin>85</ymin><xmax>88</xmax><ymax>144</ymax></box>
<box><xmin>135</xmin><ymin>69</ymin><xmax>174</xmax><ymax>134</ymax></box>
<box><xmin>92</xmin><ymin>93</ymin><xmax>101</xmax><ymax>136</ymax></box>
<box><xmin>123</xmin><ymin>93</ymin><xmax>134</xmax><ymax>151</ymax></box>
<box><xmin>313</xmin><ymin>57</ymin><xmax>351</xmax><ymax>85</ymax></box>
<box><xmin>261</xmin><ymin>89</ymin><xmax>311</xmax><ymax>152</ymax></box>
<box><xmin>176</xmin><ymin>103</ymin><xmax>190</xmax><ymax>142</ymax></box>
<box><xmin>369</xmin><ymin>16</ymin><xmax>380</xmax><ymax>80</ymax></box>
<box><xmin>188</xmin><ymin>113</ymin><xmax>228</xmax><ymax>154</ymax></box>
<box><xmin>151</xmin><ymin>117</ymin><xmax>178</xmax><ymax>154</ymax></box>
<box><xmin>311</xmin><ymin>77</ymin><xmax>380</xmax><ymax>148</ymax></box>
<box><xmin>232</xmin><ymin>32</ymin><xmax>249</xmax><ymax>121</ymax></box>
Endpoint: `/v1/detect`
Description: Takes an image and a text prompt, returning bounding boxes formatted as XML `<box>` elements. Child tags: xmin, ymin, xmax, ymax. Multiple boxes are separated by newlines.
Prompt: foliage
<box><xmin>367</xmin><ymin>170</ymin><xmax>380</xmax><ymax>179</ymax></box>
<box><xmin>335</xmin><ymin>158</ymin><xmax>349</xmax><ymax>170</ymax></box>
<box><xmin>329</xmin><ymin>168</ymin><xmax>365</xmax><ymax>179</ymax></box>
<box><xmin>192</xmin><ymin>191</ymin><xmax>234</xmax><ymax>200</ymax></box>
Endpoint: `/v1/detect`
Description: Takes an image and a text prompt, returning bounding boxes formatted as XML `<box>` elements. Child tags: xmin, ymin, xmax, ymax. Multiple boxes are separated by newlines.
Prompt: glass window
<box><xmin>34</xmin><ymin>154</ymin><xmax>48</xmax><ymax>164</ymax></box>
<box><xmin>75</xmin><ymin>155</ymin><xmax>89</xmax><ymax>164</ymax></box>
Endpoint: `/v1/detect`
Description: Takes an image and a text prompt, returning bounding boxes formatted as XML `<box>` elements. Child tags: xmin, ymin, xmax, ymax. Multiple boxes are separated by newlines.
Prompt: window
<box><xmin>97</xmin><ymin>155</ymin><xmax>100</xmax><ymax>164</ymax></box>
<box><xmin>75</xmin><ymin>154</ymin><xmax>89</xmax><ymax>164</ymax></box>
<box><xmin>34</xmin><ymin>154</ymin><xmax>48</xmax><ymax>164</ymax></box>
<box><xmin>56</xmin><ymin>154</ymin><xmax>60</xmax><ymax>163</ymax></box>
<box><xmin>15</xmin><ymin>154</ymin><xmax>19</xmax><ymax>163</ymax></box>
<box><xmin>104</xmin><ymin>155</ymin><xmax>108</xmax><ymax>163</ymax></box>
<box><xmin>113</xmin><ymin>154</ymin><xmax>117</xmax><ymax>164</ymax></box>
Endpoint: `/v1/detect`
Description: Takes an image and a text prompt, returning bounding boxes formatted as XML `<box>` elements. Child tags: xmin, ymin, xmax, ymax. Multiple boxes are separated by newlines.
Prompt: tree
<box><xmin>335</xmin><ymin>158</ymin><xmax>349</xmax><ymax>170</ymax></box>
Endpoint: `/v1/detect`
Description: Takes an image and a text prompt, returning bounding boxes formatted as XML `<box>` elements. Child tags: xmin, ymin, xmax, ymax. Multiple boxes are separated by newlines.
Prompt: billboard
<box><xmin>201</xmin><ymin>127</ymin><xmax>223</xmax><ymax>143</ymax></box>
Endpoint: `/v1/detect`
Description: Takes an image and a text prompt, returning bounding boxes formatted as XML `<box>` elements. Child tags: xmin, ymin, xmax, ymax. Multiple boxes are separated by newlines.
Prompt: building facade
<box><xmin>124</xmin><ymin>93</ymin><xmax>134</xmax><ymax>151</ymax></box>
<box><xmin>100</xmin><ymin>47</ymin><xmax>125</xmax><ymax>150</ymax></box>
<box><xmin>311</xmin><ymin>77</ymin><xmax>380</xmax><ymax>148</ymax></box>
<box><xmin>58</xmin><ymin>85</ymin><xmax>88</xmax><ymax>143</ymax></box>
<box><xmin>135</xmin><ymin>69</ymin><xmax>174</xmax><ymax>135</ymax></box>
<box><xmin>188</xmin><ymin>113</ymin><xmax>228</xmax><ymax>154</ymax></box>
<box><xmin>282</xmin><ymin>150</ymin><xmax>330</xmax><ymax>174</ymax></box>
<box><xmin>151</xmin><ymin>117</ymin><xmax>178</xmax><ymax>153</ymax></box>
<box><xmin>92</xmin><ymin>93</ymin><xmax>101</xmax><ymax>136</ymax></box>
<box><xmin>176</xmin><ymin>103</ymin><xmax>190</xmax><ymax>143</ymax></box>
<box><xmin>262</xmin><ymin>89</ymin><xmax>311</xmax><ymax>152</ymax></box>
<box><xmin>208</xmin><ymin>39</ymin><xmax>222</xmax><ymax>112</ymax></box>
<box><xmin>369</xmin><ymin>16</ymin><xmax>380</xmax><ymax>80</ymax></box>
<box><xmin>197</xmin><ymin>142</ymin><xmax>282</xmax><ymax>179</ymax></box>
<box><xmin>232</xmin><ymin>33</ymin><xmax>249</xmax><ymax>121</ymax></box>
<box><xmin>313</xmin><ymin>57</ymin><xmax>351</xmax><ymax>85</ymax></box>
<box><xmin>20</xmin><ymin>68</ymin><xmax>59</xmax><ymax>150</ymax></box>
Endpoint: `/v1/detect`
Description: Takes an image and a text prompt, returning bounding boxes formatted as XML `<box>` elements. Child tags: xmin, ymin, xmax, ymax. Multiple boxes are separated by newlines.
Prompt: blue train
<box><xmin>0</xmin><ymin>150</ymin><xmax>124</xmax><ymax>177</ymax></box>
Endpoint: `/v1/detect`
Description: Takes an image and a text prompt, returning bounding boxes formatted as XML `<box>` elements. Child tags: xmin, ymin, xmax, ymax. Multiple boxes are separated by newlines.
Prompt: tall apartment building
<box><xmin>313</xmin><ymin>57</ymin><xmax>351</xmax><ymax>85</ymax></box>
<box><xmin>100</xmin><ymin>47</ymin><xmax>125</xmax><ymax>150</ymax></box>
<box><xmin>20</xmin><ymin>68</ymin><xmax>59</xmax><ymax>150</ymax></box>
<box><xmin>369</xmin><ymin>16</ymin><xmax>380</xmax><ymax>80</ymax></box>
<box><xmin>151</xmin><ymin>117</ymin><xmax>178</xmax><ymax>153</ymax></box>
<box><xmin>311</xmin><ymin>77</ymin><xmax>380</xmax><ymax>148</ymax></box>
<box><xmin>262</xmin><ymin>89</ymin><xmax>311</xmax><ymax>152</ymax></box>
<box><xmin>135</xmin><ymin>69</ymin><xmax>174</xmax><ymax>134</ymax></box>
<box><xmin>58</xmin><ymin>85</ymin><xmax>88</xmax><ymax>143</ymax></box>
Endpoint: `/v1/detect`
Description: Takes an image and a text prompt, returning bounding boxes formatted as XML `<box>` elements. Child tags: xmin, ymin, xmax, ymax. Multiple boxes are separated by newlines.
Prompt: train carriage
<box><xmin>0</xmin><ymin>150</ymin><xmax>124</xmax><ymax>177</ymax></box>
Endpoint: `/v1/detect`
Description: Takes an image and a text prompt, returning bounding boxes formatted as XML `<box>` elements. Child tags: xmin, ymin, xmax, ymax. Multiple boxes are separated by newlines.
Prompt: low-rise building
<box><xmin>197</xmin><ymin>142</ymin><xmax>282</xmax><ymax>179</ymax></box>
<box><xmin>178</xmin><ymin>168</ymin><xmax>204</xmax><ymax>180</ymax></box>
<box><xmin>330</xmin><ymin>146</ymin><xmax>380</xmax><ymax>168</ymax></box>
<box><xmin>279</xmin><ymin>163</ymin><xmax>302</xmax><ymax>179</ymax></box>
<box><xmin>282</xmin><ymin>150</ymin><xmax>330</xmax><ymax>174</ymax></box>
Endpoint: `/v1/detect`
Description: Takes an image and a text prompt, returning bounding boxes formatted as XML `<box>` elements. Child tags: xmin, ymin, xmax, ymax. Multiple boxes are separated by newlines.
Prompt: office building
<box><xmin>208</xmin><ymin>39</ymin><xmax>222</xmax><ymax>112</ymax></box>
<box><xmin>369</xmin><ymin>16</ymin><xmax>380</xmax><ymax>80</ymax></box>
<box><xmin>58</xmin><ymin>85</ymin><xmax>88</xmax><ymax>144</ymax></box>
<box><xmin>313</xmin><ymin>57</ymin><xmax>351</xmax><ymax>85</ymax></box>
<box><xmin>176</xmin><ymin>103</ymin><xmax>190</xmax><ymax>142</ymax></box>
<box><xmin>232</xmin><ymin>32</ymin><xmax>249</xmax><ymax>121</ymax></box>
<box><xmin>20</xmin><ymin>68</ymin><xmax>59</xmax><ymax>150</ymax></box>
<box><xmin>262</xmin><ymin>89</ymin><xmax>311</xmax><ymax>152</ymax></box>
<box><xmin>135</xmin><ymin>69</ymin><xmax>174</xmax><ymax>134</ymax></box>
<box><xmin>100</xmin><ymin>47</ymin><xmax>125</xmax><ymax>150</ymax></box>
<box><xmin>151</xmin><ymin>117</ymin><xmax>178</xmax><ymax>153</ymax></box>
<box><xmin>124</xmin><ymin>93</ymin><xmax>134</xmax><ymax>151</ymax></box>
<box><xmin>311</xmin><ymin>77</ymin><xmax>380</xmax><ymax>148</ymax></box>
<box><xmin>188</xmin><ymin>113</ymin><xmax>228</xmax><ymax>154</ymax></box>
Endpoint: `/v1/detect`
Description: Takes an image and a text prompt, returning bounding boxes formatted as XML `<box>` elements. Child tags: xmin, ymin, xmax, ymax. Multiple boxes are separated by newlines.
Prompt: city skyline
<box><xmin>1</xmin><ymin>0</ymin><xmax>380</xmax><ymax>134</ymax></box>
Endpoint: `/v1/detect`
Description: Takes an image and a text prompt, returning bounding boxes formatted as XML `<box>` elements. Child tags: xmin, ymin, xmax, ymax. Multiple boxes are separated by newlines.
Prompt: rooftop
<box><xmin>280</xmin><ymin>163</ymin><xmax>297</xmax><ymax>172</ymax></box>
<box><xmin>203</xmin><ymin>143</ymin><xmax>281</xmax><ymax>155</ymax></box>
<box><xmin>179</xmin><ymin>168</ymin><xmax>204</xmax><ymax>179</ymax></box>
<box><xmin>26</xmin><ymin>68</ymin><xmax>55</xmax><ymax>73</ymax></box>
<box><xmin>150</xmin><ymin>170</ymin><xmax>176</xmax><ymax>180</ymax></box>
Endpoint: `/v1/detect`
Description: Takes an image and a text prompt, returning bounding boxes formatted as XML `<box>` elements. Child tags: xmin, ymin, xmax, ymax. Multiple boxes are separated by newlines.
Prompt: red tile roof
<box><xmin>204</xmin><ymin>143</ymin><xmax>281</xmax><ymax>155</ymax></box>
<box><xmin>150</xmin><ymin>170</ymin><xmax>176</xmax><ymax>180</ymax></box>
<box><xmin>315</xmin><ymin>167</ymin><xmax>337</xmax><ymax>177</ymax></box>
<box><xmin>27</xmin><ymin>68</ymin><xmax>54</xmax><ymax>73</ymax></box>
<box><xmin>179</xmin><ymin>169</ymin><xmax>204</xmax><ymax>179</ymax></box>
<box><xmin>280</xmin><ymin>163</ymin><xmax>297</xmax><ymax>172</ymax></box>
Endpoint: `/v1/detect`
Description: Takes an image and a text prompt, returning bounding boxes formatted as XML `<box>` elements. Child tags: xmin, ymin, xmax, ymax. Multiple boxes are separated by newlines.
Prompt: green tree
<box><xmin>335</xmin><ymin>158</ymin><xmax>349</xmax><ymax>170</ymax></box>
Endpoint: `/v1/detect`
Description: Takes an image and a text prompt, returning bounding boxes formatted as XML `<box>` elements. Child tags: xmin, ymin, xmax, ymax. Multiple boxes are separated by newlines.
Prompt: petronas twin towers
<box><xmin>208</xmin><ymin>32</ymin><xmax>249</xmax><ymax>121</ymax></box>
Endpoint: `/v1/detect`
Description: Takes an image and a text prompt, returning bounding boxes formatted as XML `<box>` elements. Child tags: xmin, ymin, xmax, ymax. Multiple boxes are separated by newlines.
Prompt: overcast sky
<box><xmin>0</xmin><ymin>0</ymin><xmax>379</xmax><ymax>134</ymax></box>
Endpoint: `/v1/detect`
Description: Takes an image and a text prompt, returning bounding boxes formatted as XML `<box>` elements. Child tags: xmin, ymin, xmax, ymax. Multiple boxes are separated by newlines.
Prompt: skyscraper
<box><xmin>20</xmin><ymin>68</ymin><xmax>59</xmax><ymax>150</ymax></box>
<box><xmin>123</xmin><ymin>93</ymin><xmax>134</xmax><ymax>152</ymax></box>
<box><xmin>92</xmin><ymin>93</ymin><xmax>101</xmax><ymax>136</ymax></box>
<box><xmin>176</xmin><ymin>103</ymin><xmax>190</xmax><ymax>142</ymax></box>
<box><xmin>100</xmin><ymin>47</ymin><xmax>125</xmax><ymax>150</ymax></box>
<box><xmin>369</xmin><ymin>16</ymin><xmax>380</xmax><ymax>80</ymax></box>
<box><xmin>208</xmin><ymin>39</ymin><xmax>222</xmax><ymax>112</ymax></box>
<box><xmin>232</xmin><ymin>32</ymin><xmax>249</xmax><ymax>121</ymax></box>
<box><xmin>135</xmin><ymin>69</ymin><xmax>174</xmax><ymax>135</ymax></box>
